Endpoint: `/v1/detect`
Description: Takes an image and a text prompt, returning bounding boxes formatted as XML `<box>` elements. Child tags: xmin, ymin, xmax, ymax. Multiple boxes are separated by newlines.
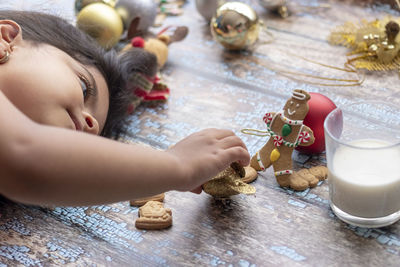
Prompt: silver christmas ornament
<box><xmin>115</xmin><ymin>0</ymin><xmax>157</xmax><ymax>33</ymax></box>
<box><xmin>259</xmin><ymin>0</ymin><xmax>286</xmax><ymax>9</ymax></box>
<box><xmin>195</xmin><ymin>0</ymin><xmax>224</xmax><ymax>22</ymax></box>
<box><xmin>259</xmin><ymin>0</ymin><xmax>288</xmax><ymax>18</ymax></box>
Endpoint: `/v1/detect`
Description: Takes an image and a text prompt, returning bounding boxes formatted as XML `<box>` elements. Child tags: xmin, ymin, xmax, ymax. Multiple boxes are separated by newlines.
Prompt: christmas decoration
<box><xmin>296</xmin><ymin>92</ymin><xmax>336</xmax><ymax>154</ymax></box>
<box><xmin>124</xmin><ymin>25</ymin><xmax>188</xmax><ymax>69</ymax></box>
<box><xmin>74</xmin><ymin>0</ymin><xmax>116</xmax><ymax>13</ymax></box>
<box><xmin>158</xmin><ymin>0</ymin><xmax>185</xmax><ymax>17</ymax></box>
<box><xmin>259</xmin><ymin>0</ymin><xmax>288</xmax><ymax>18</ymax></box>
<box><xmin>202</xmin><ymin>162</ymin><xmax>256</xmax><ymax>198</ymax></box>
<box><xmin>76</xmin><ymin>2</ymin><xmax>123</xmax><ymax>49</ymax></box>
<box><xmin>115</xmin><ymin>0</ymin><xmax>158</xmax><ymax>34</ymax></box>
<box><xmin>195</xmin><ymin>0</ymin><xmax>223</xmax><ymax>22</ymax></box>
<box><xmin>243</xmin><ymin>90</ymin><xmax>328</xmax><ymax>191</ymax></box>
<box><xmin>121</xmin><ymin>26</ymin><xmax>189</xmax><ymax>111</ymax></box>
<box><xmin>329</xmin><ymin>16</ymin><xmax>400</xmax><ymax>72</ymax></box>
<box><xmin>210</xmin><ymin>2</ymin><xmax>261</xmax><ymax>50</ymax></box>
<box><xmin>258</xmin><ymin>0</ymin><xmax>331</xmax><ymax>18</ymax></box>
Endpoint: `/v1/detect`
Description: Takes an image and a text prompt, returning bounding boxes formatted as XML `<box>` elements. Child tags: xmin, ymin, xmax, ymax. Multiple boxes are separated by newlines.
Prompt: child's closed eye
<box><xmin>77</xmin><ymin>73</ymin><xmax>95</xmax><ymax>101</ymax></box>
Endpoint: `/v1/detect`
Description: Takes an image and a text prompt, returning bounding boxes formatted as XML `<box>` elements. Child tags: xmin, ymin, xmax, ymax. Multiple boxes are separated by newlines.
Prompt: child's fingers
<box><xmin>219</xmin><ymin>135</ymin><xmax>248</xmax><ymax>151</ymax></box>
<box><xmin>223</xmin><ymin>146</ymin><xmax>250</xmax><ymax>167</ymax></box>
<box><xmin>203</xmin><ymin>128</ymin><xmax>235</xmax><ymax>140</ymax></box>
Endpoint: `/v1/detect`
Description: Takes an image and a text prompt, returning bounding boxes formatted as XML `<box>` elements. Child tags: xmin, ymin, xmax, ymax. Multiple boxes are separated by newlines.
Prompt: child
<box><xmin>0</xmin><ymin>11</ymin><xmax>250</xmax><ymax>206</ymax></box>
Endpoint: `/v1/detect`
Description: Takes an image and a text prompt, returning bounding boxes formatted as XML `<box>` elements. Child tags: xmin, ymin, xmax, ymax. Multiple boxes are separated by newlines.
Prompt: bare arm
<box><xmin>0</xmin><ymin>91</ymin><xmax>250</xmax><ymax>206</ymax></box>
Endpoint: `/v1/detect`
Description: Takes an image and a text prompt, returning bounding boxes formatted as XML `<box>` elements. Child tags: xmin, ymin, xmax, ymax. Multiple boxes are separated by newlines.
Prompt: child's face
<box><xmin>1</xmin><ymin>42</ymin><xmax>109</xmax><ymax>134</ymax></box>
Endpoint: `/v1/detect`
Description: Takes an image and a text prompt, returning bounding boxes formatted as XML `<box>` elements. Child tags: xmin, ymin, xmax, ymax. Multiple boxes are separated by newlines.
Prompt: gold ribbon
<box><xmin>241</xmin><ymin>128</ymin><xmax>270</xmax><ymax>137</ymax></box>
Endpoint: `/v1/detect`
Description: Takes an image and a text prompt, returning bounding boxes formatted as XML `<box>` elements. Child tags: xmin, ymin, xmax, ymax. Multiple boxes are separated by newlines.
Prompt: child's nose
<box><xmin>82</xmin><ymin>111</ymin><xmax>99</xmax><ymax>135</ymax></box>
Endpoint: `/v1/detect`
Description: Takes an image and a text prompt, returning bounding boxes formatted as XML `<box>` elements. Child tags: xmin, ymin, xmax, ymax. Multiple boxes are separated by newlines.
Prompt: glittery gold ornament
<box><xmin>210</xmin><ymin>2</ymin><xmax>261</xmax><ymax>50</ymax></box>
<box><xmin>329</xmin><ymin>17</ymin><xmax>400</xmax><ymax>72</ymax></box>
<box><xmin>76</xmin><ymin>2</ymin><xmax>123</xmax><ymax>49</ymax></box>
<box><xmin>74</xmin><ymin>0</ymin><xmax>116</xmax><ymax>13</ymax></box>
<box><xmin>202</xmin><ymin>162</ymin><xmax>256</xmax><ymax>198</ymax></box>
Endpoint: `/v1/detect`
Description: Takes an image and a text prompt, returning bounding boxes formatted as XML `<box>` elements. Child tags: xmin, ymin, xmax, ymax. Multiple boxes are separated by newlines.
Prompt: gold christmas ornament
<box><xmin>329</xmin><ymin>17</ymin><xmax>400</xmax><ymax>72</ymax></box>
<box><xmin>210</xmin><ymin>2</ymin><xmax>261</xmax><ymax>50</ymax></box>
<box><xmin>76</xmin><ymin>2</ymin><xmax>123</xmax><ymax>49</ymax></box>
<box><xmin>74</xmin><ymin>0</ymin><xmax>116</xmax><ymax>13</ymax></box>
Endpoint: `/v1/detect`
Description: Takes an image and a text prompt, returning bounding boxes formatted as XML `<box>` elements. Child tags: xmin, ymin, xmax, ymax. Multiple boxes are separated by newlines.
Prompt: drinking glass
<box><xmin>324</xmin><ymin>101</ymin><xmax>400</xmax><ymax>228</ymax></box>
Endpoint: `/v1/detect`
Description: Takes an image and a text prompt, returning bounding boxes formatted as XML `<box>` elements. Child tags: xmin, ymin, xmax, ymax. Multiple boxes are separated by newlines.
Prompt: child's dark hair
<box><xmin>0</xmin><ymin>10</ymin><xmax>156</xmax><ymax>138</ymax></box>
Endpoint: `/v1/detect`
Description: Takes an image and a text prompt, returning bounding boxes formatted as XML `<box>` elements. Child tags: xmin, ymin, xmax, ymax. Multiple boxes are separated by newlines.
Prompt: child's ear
<box><xmin>0</xmin><ymin>20</ymin><xmax>22</xmax><ymax>49</ymax></box>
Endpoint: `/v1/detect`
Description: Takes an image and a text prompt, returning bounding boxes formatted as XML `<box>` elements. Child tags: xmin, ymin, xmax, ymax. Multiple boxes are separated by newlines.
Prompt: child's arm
<box><xmin>0</xmin><ymin>91</ymin><xmax>250</xmax><ymax>206</ymax></box>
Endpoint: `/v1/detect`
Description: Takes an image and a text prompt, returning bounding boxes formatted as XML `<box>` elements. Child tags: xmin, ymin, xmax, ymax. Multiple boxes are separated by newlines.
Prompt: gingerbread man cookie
<box><xmin>250</xmin><ymin>89</ymin><xmax>322</xmax><ymax>191</ymax></box>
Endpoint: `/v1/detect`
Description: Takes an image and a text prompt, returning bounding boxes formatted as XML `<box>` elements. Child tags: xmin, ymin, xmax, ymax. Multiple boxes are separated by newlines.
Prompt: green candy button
<box><xmin>282</xmin><ymin>124</ymin><xmax>292</xmax><ymax>136</ymax></box>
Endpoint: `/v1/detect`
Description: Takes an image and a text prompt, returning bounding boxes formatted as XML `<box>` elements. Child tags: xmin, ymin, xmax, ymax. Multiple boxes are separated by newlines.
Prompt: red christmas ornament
<box><xmin>296</xmin><ymin>92</ymin><xmax>336</xmax><ymax>154</ymax></box>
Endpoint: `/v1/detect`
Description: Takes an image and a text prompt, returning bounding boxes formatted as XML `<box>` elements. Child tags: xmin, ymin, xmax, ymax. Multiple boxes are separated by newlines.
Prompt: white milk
<box><xmin>329</xmin><ymin>139</ymin><xmax>400</xmax><ymax>218</ymax></box>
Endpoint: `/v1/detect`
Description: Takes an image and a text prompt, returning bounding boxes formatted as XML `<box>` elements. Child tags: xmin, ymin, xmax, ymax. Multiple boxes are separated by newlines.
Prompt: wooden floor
<box><xmin>1</xmin><ymin>0</ymin><xmax>400</xmax><ymax>265</ymax></box>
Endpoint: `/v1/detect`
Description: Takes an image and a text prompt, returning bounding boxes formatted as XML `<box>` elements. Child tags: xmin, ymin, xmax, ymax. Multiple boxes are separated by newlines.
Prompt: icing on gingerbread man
<box><xmin>250</xmin><ymin>89</ymin><xmax>319</xmax><ymax>190</ymax></box>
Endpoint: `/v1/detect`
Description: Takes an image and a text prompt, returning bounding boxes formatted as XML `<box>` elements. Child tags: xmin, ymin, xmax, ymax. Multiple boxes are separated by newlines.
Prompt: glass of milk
<box><xmin>324</xmin><ymin>101</ymin><xmax>400</xmax><ymax>228</ymax></box>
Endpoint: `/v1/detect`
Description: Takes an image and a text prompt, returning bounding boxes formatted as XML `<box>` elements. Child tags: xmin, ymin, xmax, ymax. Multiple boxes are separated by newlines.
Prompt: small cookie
<box><xmin>129</xmin><ymin>193</ymin><xmax>165</xmax><ymax>207</ymax></box>
<box><xmin>241</xmin><ymin>166</ymin><xmax>258</xmax><ymax>183</ymax></box>
<box><xmin>135</xmin><ymin>201</ymin><xmax>172</xmax><ymax>230</ymax></box>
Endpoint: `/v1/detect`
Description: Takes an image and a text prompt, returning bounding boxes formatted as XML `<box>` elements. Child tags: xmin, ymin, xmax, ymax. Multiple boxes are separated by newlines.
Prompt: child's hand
<box><xmin>166</xmin><ymin>128</ymin><xmax>250</xmax><ymax>192</ymax></box>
